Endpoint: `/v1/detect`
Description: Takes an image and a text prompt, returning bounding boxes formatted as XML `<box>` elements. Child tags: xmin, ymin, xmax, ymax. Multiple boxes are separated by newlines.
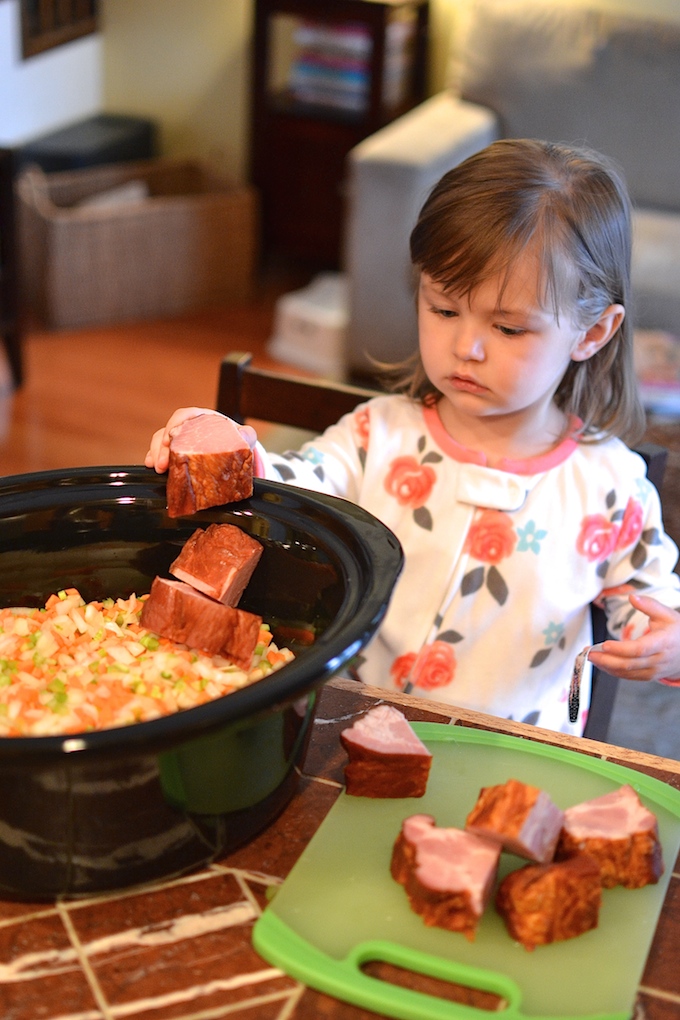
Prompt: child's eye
<box><xmin>498</xmin><ymin>325</ymin><xmax>526</xmax><ymax>337</ymax></box>
<box><xmin>431</xmin><ymin>305</ymin><xmax>457</xmax><ymax>319</ymax></box>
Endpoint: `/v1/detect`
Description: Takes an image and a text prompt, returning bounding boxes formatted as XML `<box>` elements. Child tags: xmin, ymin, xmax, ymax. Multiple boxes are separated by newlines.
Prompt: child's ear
<box><xmin>571</xmin><ymin>304</ymin><xmax>625</xmax><ymax>362</ymax></box>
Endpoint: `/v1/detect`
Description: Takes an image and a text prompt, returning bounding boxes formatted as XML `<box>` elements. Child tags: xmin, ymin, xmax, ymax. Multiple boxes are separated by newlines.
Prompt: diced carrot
<box><xmin>266</xmin><ymin>649</ymin><xmax>287</xmax><ymax>666</ymax></box>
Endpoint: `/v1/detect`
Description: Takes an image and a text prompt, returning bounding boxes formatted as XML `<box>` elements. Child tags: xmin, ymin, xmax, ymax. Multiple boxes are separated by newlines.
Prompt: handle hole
<box><xmin>361</xmin><ymin>959</ymin><xmax>507</xmax><ymax>1012</ymax></box>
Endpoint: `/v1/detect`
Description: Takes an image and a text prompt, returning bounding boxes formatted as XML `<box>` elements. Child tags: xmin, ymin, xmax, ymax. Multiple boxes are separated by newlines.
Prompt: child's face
<box><xmin>418</xmin><ymin>258</ymin><xmax>588</xmax><ymax>446</ymax></box>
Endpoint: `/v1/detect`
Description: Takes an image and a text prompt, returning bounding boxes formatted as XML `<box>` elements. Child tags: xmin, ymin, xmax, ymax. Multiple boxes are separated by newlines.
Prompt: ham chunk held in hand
<box><xmin>140</xmin><ymin>577</ymin><xmax>261</xmax><ymax>670</ymax></box>
<box><xmin>391</xmin><ymin>814</ymin><xmax>501</xmax><ymax>941</ymax></box>
<box><xmin>167</xmin><ymin>414</ymin><xmax>253</xmax><ymax>518</ymax></box>
<box><xmin>170</xmin><ymin>523</ymin><xmax>263</xmax><ymax>606</ymax></box>
<box><xmin>465</xmin><ymin>777</ymin><xmax>564</xmax><ymax>863</ymax></box>
<box><xmin>340</xmin><ymin>704</ymin><xmax>433</xmax><ymax>797</ymax></box>
<box><xmin>555</xmin><ymin>784</ymin><xmax>664</xmax><ymax>888</ymax></box>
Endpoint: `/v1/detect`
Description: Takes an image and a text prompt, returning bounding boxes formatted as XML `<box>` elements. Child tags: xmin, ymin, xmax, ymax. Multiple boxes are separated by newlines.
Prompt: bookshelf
<box><xmin>250</xmin><ymin>0</ymin><xmax>429</xmax><ymax>266</ymax></box>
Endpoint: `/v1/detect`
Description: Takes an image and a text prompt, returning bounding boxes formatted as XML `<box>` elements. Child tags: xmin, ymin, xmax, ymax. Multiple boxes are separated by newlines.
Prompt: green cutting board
<box><xmin>253</xmin><ymin>724</ymin><xmax>680</xmax><ymax>1020</ymax></box>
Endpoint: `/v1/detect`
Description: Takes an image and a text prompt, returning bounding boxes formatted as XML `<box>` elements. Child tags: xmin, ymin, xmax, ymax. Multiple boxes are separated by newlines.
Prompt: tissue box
<box><xmin>268</xmin><ymin>273</ymin><xmax>348</xmax><ymax>380</ymax></box>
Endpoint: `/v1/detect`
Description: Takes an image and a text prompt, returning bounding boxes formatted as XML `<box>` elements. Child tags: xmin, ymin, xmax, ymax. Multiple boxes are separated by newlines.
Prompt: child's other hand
<box><xmin>587</xmin><ymin>593</ymin><xmax>680</xmax><ymax>684</ymax></box>
<box><xmin>144</xmin><ymin>407</ymin><xmax>222</xmax><ymax>473</ymax></box>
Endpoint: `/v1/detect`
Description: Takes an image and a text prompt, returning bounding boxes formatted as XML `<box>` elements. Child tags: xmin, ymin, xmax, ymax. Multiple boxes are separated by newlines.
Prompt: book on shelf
<box><xmin>286</xmin><ymin>14</ymin><xmax>417</xmax><ymax>116</ymax></box>
<box><xmin>293</xmin><ymin>20</ymin><xmax>373</xmax><ymax>59</ymax></box>
<box><xmin>289</xmin><ymin>20</ymin><xmax>372</xmax><ymax>113</ymax></box>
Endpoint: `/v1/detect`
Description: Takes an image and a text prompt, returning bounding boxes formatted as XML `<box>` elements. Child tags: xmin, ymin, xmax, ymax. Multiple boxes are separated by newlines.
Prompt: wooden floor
<box><xmin>0</xmin><ymin>275</ymin><xmax>306</xmax><ymax>478</ymax></box>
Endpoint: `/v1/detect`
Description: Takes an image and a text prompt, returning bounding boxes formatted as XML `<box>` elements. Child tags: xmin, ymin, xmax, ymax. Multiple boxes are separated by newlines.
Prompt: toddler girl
<box><xmin>147</xmin><ymin>139</ymin><xmax>680</xmax><ymax>735</ymax></box>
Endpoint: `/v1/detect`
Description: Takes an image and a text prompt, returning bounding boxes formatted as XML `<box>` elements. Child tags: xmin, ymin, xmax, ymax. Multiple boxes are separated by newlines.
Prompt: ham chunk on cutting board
<box><xmin>495</xmin><ymin>853</ymin><xmax>602</xmax><ymax>950</ymax></box>
<box><xmin>340</xmin><ymin>704</ymin><xmax>433</xmax><ymax>797</ymax></box>
<box><xmin>166</xmin><ymin>414</ymin><xmax>253</xmax><ymax>518</ymax></box>
<box><xmin>391</xmin><ymin>814</ymin><xmax>501</xmax><ymax>941</ymax></box>
<box><xmin>140</xmin><ymin>577</ymin><xmax>261</xmax><ymax>670</ymax></box>
<box><xmin>170</xmin><ymin>523</ymin><xmax>263</xmax><ymax>606</ymax></box>
<box><xmin>555</xmin><ymin>784</ymin><xmax>664</xmax><ymax>888</ymax></box>
<box><xmin>465</xmin><ymin>777</ymin><xmax>564</xmax><ymax>863</ymax></box>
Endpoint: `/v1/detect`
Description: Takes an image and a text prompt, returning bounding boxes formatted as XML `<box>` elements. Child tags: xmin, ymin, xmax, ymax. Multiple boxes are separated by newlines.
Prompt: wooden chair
<box><xmin>217</xmin><ymin>351</ymin><xmax>667</xmax><ymax>743</ymax></box>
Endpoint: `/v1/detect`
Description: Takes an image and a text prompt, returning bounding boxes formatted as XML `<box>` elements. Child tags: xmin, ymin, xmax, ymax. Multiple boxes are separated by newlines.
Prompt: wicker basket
<box><xmin>16</xmin><ymin>158</ymin><xmax>259</xmax><ymax>329</ymax></box>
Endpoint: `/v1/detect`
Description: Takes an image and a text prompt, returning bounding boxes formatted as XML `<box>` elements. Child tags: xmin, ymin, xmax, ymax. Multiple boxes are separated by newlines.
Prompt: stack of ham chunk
<box><xmin>166</xmin><ymin>414</ymin><xmax>253</xmax><ymax>518</ymax></box>
<box><xmin>141</xmin><ymin>523</ymin><xmax>264</xmax><ymax>670</ymax></box>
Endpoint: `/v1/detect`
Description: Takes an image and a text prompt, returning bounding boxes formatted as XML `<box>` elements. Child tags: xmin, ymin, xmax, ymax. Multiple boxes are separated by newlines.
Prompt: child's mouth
<box><xmin>449</xmin><ymin>374</ymin><xmax>487</xmax><ymax>394</ymax></box>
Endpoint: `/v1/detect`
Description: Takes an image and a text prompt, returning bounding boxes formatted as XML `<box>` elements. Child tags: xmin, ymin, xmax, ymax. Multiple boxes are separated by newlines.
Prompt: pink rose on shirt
<box><xmin>384</xmin><ymin>456</ymin><xmax>436</xmax><ymax>508</ymax></box>
<box><xmin>465</xmin><ymin>510</ymin><xmax>517</xmax><ymax>565</ymax></box>
<box><xmin>617</xmin><ymin>498</ymin><xmax>644</xmax><ymax>549</ymax></box>
<box><xmin>576</xmin><ymin>514</ymin><xmax>620</xmax><ymax>562</ymax></box>
<box><xmin>411</xmin><ymin>641</ymin><xmax>456</xmax><ymax>690</ymax></box>
<box><xmin>390</xmin><ymin>651</ymin><xmax>417</xmax><ymax>689</ymax></box>
<box><xmin>353</xmin><ymin>406</ymin><xmax>370</xmax><ymax>451</ymax></box>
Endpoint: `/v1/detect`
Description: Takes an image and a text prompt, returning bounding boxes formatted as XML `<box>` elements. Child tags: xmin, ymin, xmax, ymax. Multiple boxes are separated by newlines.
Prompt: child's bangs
<box><xmin>430</xmin><ymin>222</ymin><xmax>578</xmax><ymax>325</ymax></box>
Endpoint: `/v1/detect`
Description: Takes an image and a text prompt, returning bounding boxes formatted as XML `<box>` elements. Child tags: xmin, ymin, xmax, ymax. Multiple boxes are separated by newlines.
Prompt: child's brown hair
<box><xmin>401</xmin><ymin>138</ymin><xmax>644</xmax><ymax>444</ymax></box>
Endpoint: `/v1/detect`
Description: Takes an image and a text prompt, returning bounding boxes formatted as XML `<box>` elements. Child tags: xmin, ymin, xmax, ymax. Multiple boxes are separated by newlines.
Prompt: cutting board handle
<box><xmin>254</xmin><ymin>911</ymin><xmax>527</xmax><ymax>1020</ymax></box>
<box><xmin>348</xmin><ymin>939</ymin><xmax>523</xmax><ymax>1018</ymax></box>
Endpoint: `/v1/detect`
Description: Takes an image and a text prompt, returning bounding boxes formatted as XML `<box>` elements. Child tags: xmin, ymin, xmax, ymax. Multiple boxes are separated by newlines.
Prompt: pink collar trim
<box><xmin>423</xmin><ymin>405</ymin><xmax>581</xmax><ymax>475</ymax></box>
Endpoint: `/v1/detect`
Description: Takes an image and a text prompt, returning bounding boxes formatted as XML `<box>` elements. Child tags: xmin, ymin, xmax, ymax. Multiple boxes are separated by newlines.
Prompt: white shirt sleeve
<box><xmin>253</xmin><ymin>402</ymin><xmax>373</xmax><ymax>504</ymax></box>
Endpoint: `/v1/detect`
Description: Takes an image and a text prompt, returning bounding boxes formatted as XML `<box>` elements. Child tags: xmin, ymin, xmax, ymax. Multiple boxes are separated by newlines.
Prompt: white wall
<box><xmin>0</xmin><ymin>0</ymin><xmax>102</xmax><ymax>146</ymax></box>
<box><xmin>100</xmin><ymin>0</ymin><xmax>253</xmax><ymax>184</ymax></box>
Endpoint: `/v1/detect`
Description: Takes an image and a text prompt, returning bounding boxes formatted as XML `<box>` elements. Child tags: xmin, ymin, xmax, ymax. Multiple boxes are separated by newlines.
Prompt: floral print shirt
<box><xmin>253</xmin><ymin>395</ymin><xmax>680</xmax><ymax>735</ymax></box>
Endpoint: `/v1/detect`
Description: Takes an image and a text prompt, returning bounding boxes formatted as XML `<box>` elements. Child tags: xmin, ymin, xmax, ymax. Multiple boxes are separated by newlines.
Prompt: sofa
<box><xmin>344</xmin><ymin>0</ymin><xmax>680</xmax><ymax>377</ymax></box>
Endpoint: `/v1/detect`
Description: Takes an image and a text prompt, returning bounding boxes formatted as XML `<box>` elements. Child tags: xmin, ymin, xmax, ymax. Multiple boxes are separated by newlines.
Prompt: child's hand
<box><xmin>587</xmin><ymin>594</ymin><xmax>680</xmax><ymax>683</ymax></box>
<box><xmin>145</xmin><ymin>407</ymin><xmax>219</xmax><ymax>473</ymax></box>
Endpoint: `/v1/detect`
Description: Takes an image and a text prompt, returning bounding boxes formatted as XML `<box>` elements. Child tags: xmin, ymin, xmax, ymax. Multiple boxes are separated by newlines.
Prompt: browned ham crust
<box><xmin>340</xmin><ymin>705</ymin><xmax>433</xmax><ymax>798</ymax></box>
<box><xmin>391</xmin><ymin>814</ymin><xmax>501</xmax><ymax>941</ymax></box>
<box><xmin>555</xmin><ymin>784</ymin><xmax>664</xmax><ymax>889</ymax></box>
<box><xmin>465</xmin><ymin>778</ymin><xmax>564</xmax><ymax>863</ymax></box>
<box><xmin>495</xmin><ymin>853</ymin><xmax>602</xmax><ymax>950</ymax></box>
<box><xmin>140</xmin><ymin>577</ymin><xmax>261</xmax><ymax>669</ymax></box>
<box><xmin>170</xmin><ymin>523</ymin><xmax>263</xmax><ymax>606</ymax></box>
<box><xmin>167</xmin><ymin>414</ymin><xmax>253</xmax><ymax>518</ymax></box>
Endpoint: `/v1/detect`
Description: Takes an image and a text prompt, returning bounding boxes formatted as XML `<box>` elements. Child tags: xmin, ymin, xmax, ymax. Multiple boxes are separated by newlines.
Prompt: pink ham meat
<box><xmin>555</xmin><ymin>784</ymin><xmax>664</xmax><ymax>888</ymax></box>
<box><xmin>140</xmin><ymin>577</ymin><xmax>261</xmax><ymax>670</ymax></box>
<box><xmin>340</xmin><ymin>704</ymin><xmax>433</xmax><ymax>798</ymax></box>
<box><xmin>391</xmin><ymin>814</ymin><xmax>501</xmax><ymax>941</ymax></box>
<box><xmin>170</xmin><ymin>523</ymin><xmax>263</xmax><ymax>606</ymax></box>
<box><xmin>166</xmin><ymin>414</ymin><xmax>253</xmax><ymax>518</ymax></box>
<box><xmin>465</xmin><ymin>778</ymin><xmax>564</xmax><ymax>863</ymax></box>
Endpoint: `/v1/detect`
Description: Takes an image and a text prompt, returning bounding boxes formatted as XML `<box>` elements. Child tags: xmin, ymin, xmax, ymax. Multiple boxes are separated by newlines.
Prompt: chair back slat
<box><xmin>217</xmin><ymin>352</ymin><xmax>377</xmax><ymax>432</ymax></box>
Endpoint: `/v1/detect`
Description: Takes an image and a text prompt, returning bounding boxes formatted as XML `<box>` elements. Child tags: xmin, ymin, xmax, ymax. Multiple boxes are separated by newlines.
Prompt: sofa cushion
<box><xmin>456</xmin><ymin>0</ymin><xmax>680</xmax><ymax>211</ymax></box>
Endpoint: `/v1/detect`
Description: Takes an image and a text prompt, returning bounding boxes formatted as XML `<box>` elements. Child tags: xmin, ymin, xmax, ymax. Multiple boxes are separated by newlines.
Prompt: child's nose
<box><xmin>454</xmin><ymin>324</ymin><xmax>485</xmax><ymax>361</ymax></box>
